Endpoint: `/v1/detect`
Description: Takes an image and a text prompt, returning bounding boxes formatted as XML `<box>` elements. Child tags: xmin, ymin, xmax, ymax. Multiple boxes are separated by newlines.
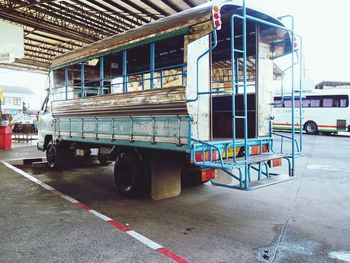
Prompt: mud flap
<box><xmin>151</xmin><ymin>151</ymin><xmax>182</xmax><ymax>200</ymax></box>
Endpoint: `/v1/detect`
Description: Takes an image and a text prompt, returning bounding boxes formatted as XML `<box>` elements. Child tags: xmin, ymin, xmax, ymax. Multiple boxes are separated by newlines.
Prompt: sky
<box><xmin>0</xmin><ymin>0</ymin><xmax>349</xmax><ymax>110</ymax></box>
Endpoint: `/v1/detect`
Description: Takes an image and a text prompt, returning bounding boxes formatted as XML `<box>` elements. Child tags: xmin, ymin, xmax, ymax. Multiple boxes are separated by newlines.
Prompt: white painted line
<box><xmin>60</xmin><ymin>194</ymin><xmax>79</xmax><ymax>204</ymax></box>
<box><xmin>3</xmin><ymin>161</ymin><xmax>53</xmax><ymax>191</ymax></box>
<box><xmin>37</xmin><ymin>181</ymin><xmax>55</xmax><ymax>191</ymax></box>
<box><xmin>126</xmin><ymin>230</ymin><xmax>163</xmax><ymax>250</ymax></box>
<box><xmin>307</xmin><ymin>164</ymin><xmax>350</xmax><ymax>172</ymax></box>
<box><xmin>2</xmin><ymin>161</ymin><xmax>42</xmax><ymax>184</ymax></box>
<box><xmin>5</xmin><ymin>159</ymin><xmax>23</xmax><ymax>166</ymax></box>
<box><xmin>328</xmin><ymin>251</ymin><xmax>350</xmax><ymax>262</ymax></box>
<box><xmin>89</xmin><ymin>209</ymin><xmax>112</xmax><ymax>221</ymax></box>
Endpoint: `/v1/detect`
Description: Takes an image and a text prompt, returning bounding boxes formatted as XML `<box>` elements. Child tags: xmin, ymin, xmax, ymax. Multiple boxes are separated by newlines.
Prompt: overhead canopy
<box><xmin>0</xmin><ymin>0</ymin><xmax>207</xmax><ymax>72</ymax></box>
<box><xmin>0</xmin><ymin>0</ymin><xmax>289</xmax><ymax>73</ymax></box>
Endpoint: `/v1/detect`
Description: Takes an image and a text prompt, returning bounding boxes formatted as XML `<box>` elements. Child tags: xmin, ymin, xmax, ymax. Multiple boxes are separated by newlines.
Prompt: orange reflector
<box><xmin>262</xmin><ymin>144</ymin><xmax>269</xmax><ymax>153</ymax></box>
<box><xmin>201</xmin><ymin>169</ymin><xmax>216</xmax><ymax>182</ymax></box>
<box><xmin>250</xmin><ymin>145</ymin><xmax>260</xmax><ymax>155</ymax></box>
<box><xmin>213</xmin><ymin>5</ymin><xmax>220</xmax><ymax>12</ymax></box>
<box><xmin>271</xmin><ymin>158</ymin><xmax>282</xmax><ymax>167</ymax></box>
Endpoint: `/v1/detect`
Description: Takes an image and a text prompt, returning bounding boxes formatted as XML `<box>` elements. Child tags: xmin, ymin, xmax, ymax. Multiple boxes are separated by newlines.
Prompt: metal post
<box><xmin>291</xmin><ymin>17</ymin><xmax>295</xmax><ymax>175</ymax></box>
<box><xmin>243</xmin><ymin>0</ymin><xmax>249</xmax><ymax>189</ymax></box>
<box><xmin>150</xmin><ymin>43</ymin><xmax>155</xmax><ymax>90</ymax></box>
<box><xmin>299</xmin><ymin>36</ymin><xmax>303</xmax><ymax>153</ymax></box>
<box><xmin>123</xmin><ymin>50</ymin><xmax>127</xmax><ymax>93</ymax></box>
<box><xmin>81</xmin><ymin>63</ymin><xmax>85</xmax><ymax>98</ymax></box>
<box><xmin>231</xmin><ymin>17</ymin><xmax>237</xmax><ymax>162</ymax></box>
<box><xmin>65</xmin><ymin>66</ymin><xmax>68</xmax><ymax>100</ymax></box>
<box><xmin>100</xmin><ymin>56</ymin><xmax>104</xmax><ymax>96</ymax></box>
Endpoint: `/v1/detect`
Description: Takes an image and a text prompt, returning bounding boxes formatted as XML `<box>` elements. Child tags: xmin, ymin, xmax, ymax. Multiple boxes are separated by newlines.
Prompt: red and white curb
<box><xmin>1</xmin><ymin>160</ymin><xmax>190</xmax><ymax>263</ymax></box>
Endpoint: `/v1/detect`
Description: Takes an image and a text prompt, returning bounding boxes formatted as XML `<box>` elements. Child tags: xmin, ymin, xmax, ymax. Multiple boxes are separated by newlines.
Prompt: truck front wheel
<box><xmin>114</xmin><ymin>150</ymin><xmax>149</xmax><ymax>196</ymax></box>
<box><xmin>46</xmin><ymin>142</ymin><xmax>57</xmax><ymax>168</ymax></box>
<box><xmin>46</xmin><ymin>141</ymin><xmax>73</xmax><ymax>169</ymax></box>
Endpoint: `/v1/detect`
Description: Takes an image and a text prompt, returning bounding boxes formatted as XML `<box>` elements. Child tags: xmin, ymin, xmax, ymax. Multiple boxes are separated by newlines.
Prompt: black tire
<box><xmin>114</xmin><ymin>150</ymin><xmax>149</xmax><ymax>197</ymax></box>
<box><xmin>46</xmin><ymin>141</ymin><xmax>74</xmax><ymax>169</ymax></box>
<box><xmin>304</xmin><ymin>121</ymin><xmax>318</xmax><ymax>135</ymax></box>
<box><xmin>46</xmin><ymin>141</ymin><xmax>57</xmax><ymax>168</ymax></box>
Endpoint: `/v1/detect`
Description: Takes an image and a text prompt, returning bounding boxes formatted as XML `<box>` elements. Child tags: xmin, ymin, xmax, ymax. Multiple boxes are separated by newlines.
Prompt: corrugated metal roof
<box><xmin>0</xmin><ymin>0</ymin><xmax>207</xmax><ymax>72</ymax></box>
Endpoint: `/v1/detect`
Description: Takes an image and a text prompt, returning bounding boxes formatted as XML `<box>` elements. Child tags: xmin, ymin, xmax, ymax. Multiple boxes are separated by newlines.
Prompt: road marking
<box><xmin>61</xmin><ymin>194</ymin><xmax>79</xmax><ymax>204</ymax></box>
<box><xmin>89</xmin><ymin>209</ymin><xmax>112</xmax><ymax>221</ymax></box>
<box><xmin>127</xmin><ymin>230</ymin><xmax>163</xmax><ymax>250</ymax></box>
<box><xmin>1</xmin><ymin>160</ymin><xmax>191</xmax><ymax>263</ymax></box>
<box><xmin>328</xmin><ymin>251</ymin><xmax>350</xmax><ymax>262</ymax></box>
<box><xmin>107</xmin><ymin>219</ymin><xmax>131</xmax><ymax>232</ymax></box>
<box><xmin>157</xmin><ymin>247</ymin><xmax>191</xmax><ymax>263</ymax></box>
<box><xmin>306</xmin><ymin>164</ymin><xmax>350</xmax><ymax>172</ymax></box>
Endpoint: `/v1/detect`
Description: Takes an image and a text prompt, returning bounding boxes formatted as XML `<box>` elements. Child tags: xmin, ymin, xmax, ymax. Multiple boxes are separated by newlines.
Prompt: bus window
<box><xmin>284</xmin><ymin>99</ymin><xmax>292</xmax><ymax>107</ymax></box>
<box><xmin>334</xmin><ymin>95</ymin><xmax>349</xmax><ymax>108</ymax></box>
<box><xmin>310</xmin><ymin>97</ymin><xmax>321</xmax><ymax>107</ymax></box>
<box><xmin>302</xmin><ymin>98</ymin><xmax>310</xmax><ymax>107</ymax></box>
<box><xmin>294</xmin><ymin>99</ymin><xmax>300</xmax><ymax>107</ymax></box>
<box><xmin>340</xmin><ymin>96</ymin><xmax>348</xmax><ymax>107</ymax></box>
<box><xmin>322</xmin><ymin>96</ymin><xmax>333</xmax><ymax>107</ymax></box>
<box><xmin>273</xmin><ymin>97</ymin><xmax>282</xmax><ymax>107</ymax></box>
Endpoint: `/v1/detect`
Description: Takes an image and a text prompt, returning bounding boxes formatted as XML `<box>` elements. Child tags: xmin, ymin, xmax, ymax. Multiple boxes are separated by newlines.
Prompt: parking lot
<box><xmin>1</xmin><ymin>133</ymin><xmax>350</xmax><ymax>263</ymax></box>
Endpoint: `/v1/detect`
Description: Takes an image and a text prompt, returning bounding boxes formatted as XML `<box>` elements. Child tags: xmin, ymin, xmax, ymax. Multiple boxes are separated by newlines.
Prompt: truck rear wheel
<box><xmin>114</xmin><ymin>150</ymin><xmax>149</xmax><ymax>196</ymax></box>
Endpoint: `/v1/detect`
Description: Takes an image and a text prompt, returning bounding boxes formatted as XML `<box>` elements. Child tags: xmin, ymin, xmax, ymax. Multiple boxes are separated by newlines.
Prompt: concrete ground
<box><xmin>0</xmin><ymin>134</ymin><xmax>349</xmax><ymax>262</ymax></box>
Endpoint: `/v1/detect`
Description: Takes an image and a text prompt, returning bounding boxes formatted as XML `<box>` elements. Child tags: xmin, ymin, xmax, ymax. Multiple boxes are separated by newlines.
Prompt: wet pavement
<box><xmin>1</xmin><ymin>134</ymin><xmax>350</xmax><ymax>262</ymax></box>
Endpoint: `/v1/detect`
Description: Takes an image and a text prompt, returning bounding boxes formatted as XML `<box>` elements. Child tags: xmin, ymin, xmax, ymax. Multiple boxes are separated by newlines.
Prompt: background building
<box><xmin>0</xmin><ymin>85</ymin><xmax>33</xmax><ymax>115</ymax></box>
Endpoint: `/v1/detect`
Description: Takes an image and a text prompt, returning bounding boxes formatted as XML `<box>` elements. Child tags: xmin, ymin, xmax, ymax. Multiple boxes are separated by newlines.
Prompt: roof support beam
<box><xmin>42</xmin><ymin>2</ymin><xmax>119</xmax><ymax>36</ymax></box>
<box><xmin>0</xmin><ymin>10</ymin><xmax>95</xmax><ymax>43</ymax></box>
<box><xmin>25</xmin><ymin>30</ymin><xmax>83</xmax><ymax>47</ymax></box>
<box><xmin>119</xmin><ymin>0</ymin><xmax>159</xmax><ymax>20</ymax></box>
<box><xmin>159</xmin><ymin>0</ymin><xmax>182</xmax><ymax>13</ymax></box>
<box><xmin>68</xmin><ymin>0</ymin><xmax>130</xmax><ymax>32</ymax></box>
<box><xmin>84</xmin><ymin>0</ymin><xmax>140</xmax><ymax>28</ymax></box>
<box><xmin>138</xmin><ymin>0</ymin><xmax>171</xmax><ymax>17</ymax></box>
<box><xmin>183</xmin><ymin>0</ymin><xmax>196</xmax><ymax>8</ymax></box>
<box><xmin>100</xmin><ymin>0</ymin><xmax>150</xmax><ymax>24</ymax></box>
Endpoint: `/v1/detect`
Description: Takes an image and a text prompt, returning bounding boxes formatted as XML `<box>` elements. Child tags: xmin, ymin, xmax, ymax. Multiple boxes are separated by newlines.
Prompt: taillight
<box><xmin>212</xmin><ymin>5</ymin><xmax>222</xmax><ymax>30</ymax></box>
<box><xmin>201</xmin><ymin>169</ymin><xmax>216</xmax><ymax>182</ymax></box>
<box><xmin>195</xmin><ymin>151</ymin><xmax>219</xmax><ymax>162</ymax></box>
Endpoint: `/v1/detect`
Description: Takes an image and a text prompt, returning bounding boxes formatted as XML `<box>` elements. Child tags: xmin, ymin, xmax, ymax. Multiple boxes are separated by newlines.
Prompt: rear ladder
<box><xmin>190</xmin><ymin>0</ymin><xmax>300</xmax><ymax>190</ymax></box>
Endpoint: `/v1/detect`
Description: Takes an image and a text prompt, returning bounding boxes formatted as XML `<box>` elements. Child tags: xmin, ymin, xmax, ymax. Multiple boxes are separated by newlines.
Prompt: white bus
<box><xmin>272</xmin><ymin>88</ymin><xmax>350</xmax><ymax>134</ymax></box>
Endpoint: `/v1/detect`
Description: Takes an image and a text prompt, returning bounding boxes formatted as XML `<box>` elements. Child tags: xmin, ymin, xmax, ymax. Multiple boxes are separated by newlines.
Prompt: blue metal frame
<box><xmin>122</xmin><ymin>49</ymin><xmax>127</xmax><ymax>93</ymax></box>
<box><xmin>99</xmin><ymin>56</ymin><xmax>104</xmax><ymax>96</ymax></box>
<box><xmin>81</xmin><ymin>63</ymin><xmax>85</xmax><ymax>98</ymax></box>
<box><xmin>150</xmin><ymin>43</ymin><xmax>155</xmax><ymax>90</ymax></box>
